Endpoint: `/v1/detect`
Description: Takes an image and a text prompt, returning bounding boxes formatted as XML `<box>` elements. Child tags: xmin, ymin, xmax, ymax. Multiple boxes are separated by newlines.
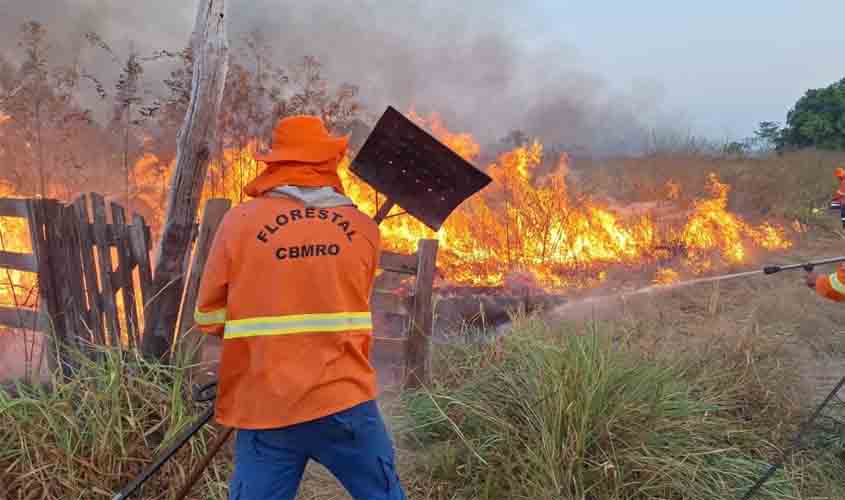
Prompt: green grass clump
<box><xmin>400</xmin><ymin>318</ymin><xmax>845</xmax><ymax>500</ymax></box>
<box><xmin>0</xmin><ymin>344</ymin><xmax>230</xmax><ymax>500</ymax></box>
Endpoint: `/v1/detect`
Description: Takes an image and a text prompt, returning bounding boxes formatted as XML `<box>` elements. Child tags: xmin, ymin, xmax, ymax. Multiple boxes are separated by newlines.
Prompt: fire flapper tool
<box><xmin>112</xmin><ymin>106</ymin><xmax>492</xmax><ymax>499</ymax></box>
<box><xmin>350</xmin><ymin>105</ymin><xmax>492</xmax><ymax>230</ymax></box>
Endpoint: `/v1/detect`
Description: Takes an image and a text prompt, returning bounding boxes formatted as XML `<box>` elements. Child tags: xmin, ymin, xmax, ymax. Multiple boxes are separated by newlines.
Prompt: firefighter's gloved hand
<box><xmin>805</xmin><ymin>272</ymin><xmax>819</xmax><ymax>289</ymax></box>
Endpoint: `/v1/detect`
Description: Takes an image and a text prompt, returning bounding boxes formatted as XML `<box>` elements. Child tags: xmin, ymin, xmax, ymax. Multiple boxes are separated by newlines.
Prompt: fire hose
<box><xmin>112</xmin><ymin>381</ymin><xmax>224</xmax><ymax>500</ymax></box>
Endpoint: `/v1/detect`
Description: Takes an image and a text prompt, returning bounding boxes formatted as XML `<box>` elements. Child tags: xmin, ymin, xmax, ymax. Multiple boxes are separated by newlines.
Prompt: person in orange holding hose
<box><xmin>807</xmin><ymin>265</ymin><xmax>845</xmax><ymax>302</ymax></box>
<box><xmin>807</xmin><ymin>167</ymin><xmax>845</xmax><ymax>298</ymax></box>
<box><xmin>830</xmin><ymin>167</ymin><xmax>845</xmax><ymax>210</ymax></box>
<box><xmin>194</xmin><ymin>115</ymin><xmax>406</xmax><ymax>500</ymax></box>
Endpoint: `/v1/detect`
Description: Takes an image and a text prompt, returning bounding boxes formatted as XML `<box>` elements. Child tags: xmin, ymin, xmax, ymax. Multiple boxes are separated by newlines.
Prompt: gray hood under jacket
<box><xmin>266</xmin><ymin>185</ymin><xmax>355</xmax><ymax>208</ymax></box>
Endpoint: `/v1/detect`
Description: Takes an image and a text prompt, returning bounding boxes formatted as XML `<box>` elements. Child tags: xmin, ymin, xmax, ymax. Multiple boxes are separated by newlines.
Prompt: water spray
<box><xmin>622</xmin><ymin>255</ymin><xmax>845</xmax><ymax>298</ymax></box>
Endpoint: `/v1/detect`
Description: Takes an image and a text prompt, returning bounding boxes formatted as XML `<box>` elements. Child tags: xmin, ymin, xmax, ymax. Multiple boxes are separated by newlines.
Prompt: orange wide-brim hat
<box><xmin>254</xmin><ymin>115</ymin><xmax>349</xmax><ymax>164</ymax></box>
<box><xmin>836</xmin><ymin>167</ymin><xmax>845</xmax><ymax>179</ymax></box>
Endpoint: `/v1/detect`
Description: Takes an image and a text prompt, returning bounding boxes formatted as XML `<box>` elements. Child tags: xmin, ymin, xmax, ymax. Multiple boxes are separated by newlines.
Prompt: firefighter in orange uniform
<box><xmin>807</xmin><ymin>266</ymin><xmax>845</xmax><ymax>302</ymax></box>
<box><xmin>808</xmin><ymin>167</ymin><xmax>845</xmax><ymax>298</ymax></box>
<box><xmin>194</xmin><ymin>115</ymin><xmax>406</xmax><ymax>500</ymax></box>
<box><xmin>830</xmin><ymin>167</ymin><xmax>845</xmax><ymax>210</ymax></box>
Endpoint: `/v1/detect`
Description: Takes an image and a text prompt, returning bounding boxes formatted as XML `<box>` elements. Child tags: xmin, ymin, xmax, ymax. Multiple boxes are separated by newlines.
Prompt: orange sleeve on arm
<box><xmin>194</xmin><ymin>218</ymin><xmax>231</xmax><ymax>337</ymax></box>
<box><xmin>815</xmin><ymin>265</ymin><xmax>845</xmax><ymax>302</ymax></box>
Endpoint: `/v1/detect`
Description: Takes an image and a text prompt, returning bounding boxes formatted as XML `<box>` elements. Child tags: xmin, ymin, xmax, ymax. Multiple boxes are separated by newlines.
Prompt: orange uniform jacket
<box><xmin>834</xmin><ymin>179</ymin><xmax>845</xmax><ymax>203</ymax></box>
<box><xmin>194</xmin><ymin>196</ymin><xmax>381</xmax><ymax>429</ymax></box>
<box><xmin>815</xmin><ymin>264</ymin><xmax>845</xmax><ymax>302</ymax></box>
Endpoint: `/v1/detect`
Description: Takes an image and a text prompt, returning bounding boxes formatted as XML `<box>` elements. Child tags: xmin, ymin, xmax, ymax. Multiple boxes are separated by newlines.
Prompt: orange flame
<box><xmin>679</xmin><ymin>173</ymin><xmax>791</xmax><ymax>272</ymax></box>
<box><xmin>0</xmin><ymin>182</ymin><xmax>37</xmax><ymax>309</ymax></box>
<box><xmin>654</xmin><ymin>268</ymin><xmax>680</xmax><ymax>285</ymax></box>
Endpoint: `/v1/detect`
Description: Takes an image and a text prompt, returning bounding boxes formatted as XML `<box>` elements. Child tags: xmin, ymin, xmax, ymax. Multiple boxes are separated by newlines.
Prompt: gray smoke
<box><xmin>0</xmin><ymin>0</ymin><xmax>676</xmax><ymax>155</ymax></box>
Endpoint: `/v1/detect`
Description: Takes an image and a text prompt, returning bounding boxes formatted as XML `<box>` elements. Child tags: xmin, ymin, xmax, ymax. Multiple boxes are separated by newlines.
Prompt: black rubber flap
<box><xmin>350</xmin><ymin>106</ymin><xmax>492</xmax><ymax>231</ymax></box>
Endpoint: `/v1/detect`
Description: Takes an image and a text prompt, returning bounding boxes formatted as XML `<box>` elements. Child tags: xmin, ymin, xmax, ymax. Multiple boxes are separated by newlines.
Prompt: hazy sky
<box><xmin>1</xmin><ymin>0</ymin><xmax>842</xmax><ymax>149</ymax></box>
<box><xmin>528</xmin><ymin>1</ymin><xmax>845</xmax><ymax>139</ymax></box>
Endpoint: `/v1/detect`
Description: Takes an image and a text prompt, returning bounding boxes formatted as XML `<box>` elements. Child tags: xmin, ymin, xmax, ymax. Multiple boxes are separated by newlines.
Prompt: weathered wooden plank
<box><xmin>178</xmin><ymin>199</ymin><xmax>231</xmax><ymax>348</ymax></box>
<box><xmin>23</xmin><ymin>199</ymin><xmax>51</xmax><ymax>346</ymax></box>
<box><xmin>111</xmin><ymin>202</ymin><xmax>140</xmax><ymax>348</ymax></box>
<box><xmin>90</xmin><ymin>193</ymin><xmax>121</xmax><ymax>347</ymax></box>
<box><xmin>404</xmin><ymin>239</ymin><xmax>439</xmax><ymax>389</ymax></box>
<box><xmin>0</xmin><ymin>198</ymin><xmax>29</xmax><ymax>218</ymax></box>
<box><xmin>371</xmin><ymin>290</ymin><xmax>409</xmax><ymax>315</ymax></box>
<box><xmin>141</xmin><ymin>0</ymin><xmax>229</xmax><ymax>360</ymax></box>
<box><xmin>37</xmin><ymin>199</ymin><xmax>76</xmax><ymax>377</ymax></box>
<box><xmin>379</xmin><ymin>251</ymin><xmax>418</xmax><ymax>275</ymax></box>
<box><xmin>0</xmin><ymin>251</ymin><xmax>36</xmax><ymax>272</ymax></box>
<box><xmin>60</xmin><ymin>203</ymin><xmax>90</xmax><ymax>353</ymax></box>
<box><xmin>129</xmin><ymin>213</ymin><xmax>153</xmax><ymax>311</ymax></box>
<box><xmin>143</xmin><ymin>223</ymin><xmax>152</xmax><ymax>250</ymax></box>
<box><xmin>0</xmin><ymin>306</ymin><xmax>48</xmax><ymax>331</ymax></box>
<box><xmin>73</xmin><ymin>196</ymin><xmax>105</xmax><ymax>345</ymax></box>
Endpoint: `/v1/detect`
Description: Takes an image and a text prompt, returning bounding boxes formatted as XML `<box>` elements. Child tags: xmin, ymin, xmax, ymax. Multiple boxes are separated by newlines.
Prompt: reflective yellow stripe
<box><xmin>195</xmin><ymin>307</ymin><xmax>227</xmax><ymax>326</ymax></box>
<box><xmin>830</xmin><ymin>273</ymin><xmax>845</xmax><ymax>294</ymax></box>
<box><xmin>223</xmin><ymin>312</ymin><xmax>372</xmax><ymax>340</ymax></box>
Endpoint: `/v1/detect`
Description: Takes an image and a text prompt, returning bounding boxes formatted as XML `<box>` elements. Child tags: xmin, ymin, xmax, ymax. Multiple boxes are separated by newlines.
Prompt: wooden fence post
<box><xmin>176</xmin><ymin>199</ymin><xmax>231</xmax><ymax>357</ymax></box>
<box><xmin>89</xmin><ymin>193</ymin><xmax>121</xmax><ymax>347</ymax></box>
<box><xmin>404</xmin><ymin>238</ymin><xmax>438</xmax><ymax>389</ymax></box>
<box><xmin>27</xmin><ymin>199</ymin><xmax>76</xmax><ymax>378</ymax></box>
<box><xmin>73</xmin><ymin>195</ymin><xmax>106</xmax><ymax>346</ymax></box>
<box><xmin>141</xmin><ymin>0</ymin><xmax>229</xmax><ymax>361</ymax></box>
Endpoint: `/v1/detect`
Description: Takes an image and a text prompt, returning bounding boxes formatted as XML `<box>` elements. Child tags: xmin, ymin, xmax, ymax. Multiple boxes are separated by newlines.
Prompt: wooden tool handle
<box><xmin>173</xmin><ymin>427</ymin><xmax>235</xmax><ymax>500</ymax></box>
<box><xmin>373</xmin><ymin>199</ymin><xmax>396</xmax><ymax>225</ymax></box>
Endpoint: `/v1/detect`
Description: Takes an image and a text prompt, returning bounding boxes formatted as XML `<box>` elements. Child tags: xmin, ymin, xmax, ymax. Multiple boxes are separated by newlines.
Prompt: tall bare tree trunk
<box><xmin>141</xmin><ymin>0</ymin><xmax>229</xmax><ymax>360</ymax></box>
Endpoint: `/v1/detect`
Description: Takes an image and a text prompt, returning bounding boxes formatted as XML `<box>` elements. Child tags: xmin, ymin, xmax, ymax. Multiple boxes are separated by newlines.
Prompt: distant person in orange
<box><xmin>194</xmin><ymin>115</ymin><xmax>406</xmax><ymax>500</ymax></box>
<box><xmin>830</xmin><ymin>167</ymin><xmax>845</xmax><ymax>210</ymax></box>
<box><xmin>808</xmin><ymin>168</ymin><xmax>845</xmax><ymax>297</ymax></box>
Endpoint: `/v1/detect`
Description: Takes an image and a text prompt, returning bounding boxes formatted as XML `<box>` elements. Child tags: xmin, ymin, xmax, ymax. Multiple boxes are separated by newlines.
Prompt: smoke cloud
<box><xmin>0</xmin><ymin>0</ymin><xmax>675</xmax><ymax>155</ymax></box>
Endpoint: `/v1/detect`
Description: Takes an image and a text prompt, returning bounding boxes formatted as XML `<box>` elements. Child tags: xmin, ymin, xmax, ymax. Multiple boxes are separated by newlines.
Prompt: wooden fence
<box><xmin>0</xmin><ymin>194</ymin><xmax>166</xmax><ymax>375</ymax></box>
<box><xmin>0</xmin><ymin>195</ymin><xmax>437</xmax><ymax>386</ymax></box>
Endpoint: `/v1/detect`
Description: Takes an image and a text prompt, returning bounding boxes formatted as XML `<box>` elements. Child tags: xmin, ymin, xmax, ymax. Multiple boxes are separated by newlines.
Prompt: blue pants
<box><xmin>228</xmin><ymin>400</ymin><xmax>406</xmax><ymax>500</ymax></box>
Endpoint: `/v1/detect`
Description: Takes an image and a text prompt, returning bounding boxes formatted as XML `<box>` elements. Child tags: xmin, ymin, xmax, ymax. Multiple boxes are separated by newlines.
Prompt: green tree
<box><xmin>780</xmin><ymin>78</ymin><xmax>845</xmax><ymax>150</ymax></box>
